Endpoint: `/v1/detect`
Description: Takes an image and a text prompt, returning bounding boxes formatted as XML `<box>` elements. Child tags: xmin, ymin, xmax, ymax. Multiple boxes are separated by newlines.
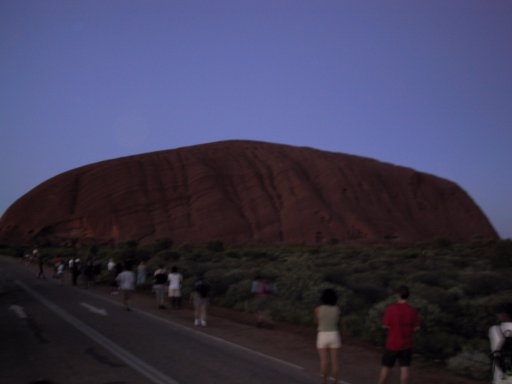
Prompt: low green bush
<box><xmin>447</xmin><ymin>347</ymin><xmax>490</xmax><ymax>380</ymax></box>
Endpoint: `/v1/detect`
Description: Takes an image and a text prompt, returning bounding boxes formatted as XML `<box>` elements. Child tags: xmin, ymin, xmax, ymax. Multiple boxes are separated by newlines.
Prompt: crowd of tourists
<box><xmin>24</xmin><ymin>248</ymin><xmax>512</xmax><ymax>384</ymax></box>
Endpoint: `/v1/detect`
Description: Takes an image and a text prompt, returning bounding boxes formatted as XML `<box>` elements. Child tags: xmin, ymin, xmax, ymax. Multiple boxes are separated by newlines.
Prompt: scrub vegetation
<box><xmin>4</xmin><ymin>238</ymin><xmax>511</xmax><ymax>379</ymax></box>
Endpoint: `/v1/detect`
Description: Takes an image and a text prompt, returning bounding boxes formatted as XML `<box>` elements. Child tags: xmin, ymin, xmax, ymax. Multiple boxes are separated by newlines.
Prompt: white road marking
<box><xmin>78</xmin><ymin>287</ymin><xmax>306</xmax><ymax>372</ymax></box>
<box><xmin>16</xmin><ymin>280</ymin><xmax>180</xmax><ymax>384</ymax></box>
<box><xmin>80</xmin><ymin>302</ymin><xmax>108</xmax><ymax>316</ymax></box>
<box><xmin>9</xmin><ymin>304</ymin><xmax>27</xmax><ymax>319</ymax></box>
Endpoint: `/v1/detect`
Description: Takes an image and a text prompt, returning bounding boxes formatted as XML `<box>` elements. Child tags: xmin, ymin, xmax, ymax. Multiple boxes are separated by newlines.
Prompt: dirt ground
<box><xmin>201</xmin><ymin>307</ymin><xmax>485</xmax><ymax>384</ymax></box>
<box><xmin>91</xmin><ymin>282</ymin><xmax>485</xmax><ymax>384</ymax></box>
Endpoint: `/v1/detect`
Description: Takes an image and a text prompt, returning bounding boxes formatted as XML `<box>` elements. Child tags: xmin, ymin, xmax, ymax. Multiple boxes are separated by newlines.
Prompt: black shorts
<box><xmin>381</xmin><ymin>349</ymin><xmax>413</xmax><ymax>367</ymax></box>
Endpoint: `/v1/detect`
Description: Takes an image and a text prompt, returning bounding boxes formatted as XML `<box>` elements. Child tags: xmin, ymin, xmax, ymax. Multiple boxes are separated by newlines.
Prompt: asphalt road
<box><xmin>0</xmin><ymin>257</ymin><xmax>318</xmax><ymax>384</ymax></box>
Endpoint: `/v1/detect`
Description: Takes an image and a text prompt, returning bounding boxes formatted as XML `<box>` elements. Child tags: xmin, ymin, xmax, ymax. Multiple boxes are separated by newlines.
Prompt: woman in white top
<box><xmin>490</xmin><ymin>303</ymin><xmax>512</xmax><ymax>384</ymax></box>
<box><xmin>315</xmin><ymin>288</ymin><xmax>341</xmax><ymax>384</ymax></box>
<box><xmin>168</xmin><ymin>266</ymin><xmax>183</xmax><ymax>308</ymax></box>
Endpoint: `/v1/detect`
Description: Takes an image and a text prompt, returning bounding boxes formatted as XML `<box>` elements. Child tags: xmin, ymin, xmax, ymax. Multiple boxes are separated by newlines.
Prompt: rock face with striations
<box><xmin>0</xmin><ymin>140</ymin><xmax>498</xmax><ymax>246</ymax></box>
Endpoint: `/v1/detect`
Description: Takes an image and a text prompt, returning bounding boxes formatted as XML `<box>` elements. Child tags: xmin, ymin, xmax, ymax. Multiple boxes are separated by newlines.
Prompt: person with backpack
<box><xmin>192</xmin><ymin>276</ymin><xmax>210</xmax><ymax>326</ymax></box>
<box><xmin>490</xmin><ymin>303</ymin><xmax>512</xmax><ymax>384</ymax></box>
<box><xmin>250</xmin><ymin>275</ymin><xmax>276</xmax><ymax>328</ymax></box>
<box><xmin>153</xmin><ymin>266</ymin><xmax>168</xmax><ymax>309</ymax></box>
<box><xmin>71</xmin><ymin>258</ymin><xmax>81</xmax><ymax>286</ymax></box>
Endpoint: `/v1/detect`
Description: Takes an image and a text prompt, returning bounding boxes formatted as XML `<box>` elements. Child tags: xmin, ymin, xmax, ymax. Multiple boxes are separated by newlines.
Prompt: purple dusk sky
<box><xmin>1</xmin><ymin>1</ymin><xmax>511</xmax><ymax>239</ymax></box>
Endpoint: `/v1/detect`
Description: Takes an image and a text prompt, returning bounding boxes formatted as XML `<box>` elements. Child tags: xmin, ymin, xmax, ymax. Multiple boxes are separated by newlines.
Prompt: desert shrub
<box><xmin>242</xmin><ymin>249</ymin><xmax>280</xmax><ymax>262</ymax></box>
<box><xmin>180</xmin><ymin>276</ymin><xmax>197</xmax><ymax>298</ymax></box>
<box><xmin>268</xmin><ymin>298</ymin><xmax>308</xmax><ymax>324</ymax></box>
<box><xmin>177</xmin><ymin>262</ymin><xmax>210</xmax><ymax>280</ymax></box>
<box><xmin>177</xmin><ymin>243</ymin><xmax>194</xmax><ymax>253</ymax></box>
<box><xmin>406</xmin><ymin>284</ymin><xmax>458</xmax><ymax>310</ymax></box>
<box><xmin>207</xmin><ymin>240</ymin><xmax>225</xmax><ymax>252</ymax></box>
<box><xmin>119</xmin><ymin>240</ymin><xmax>138</xmax><ymax>249</ymax></box>
<box><xmin>415</xmin><ymin>331</ymin><xmax>463</xmax><ymax>360</ymax></box>
<box><xmin>342</xmin><ymin>314</ymin><xmax>366</xmax><ymax>337</ymax></box>
<box><xmin>276</xmin><ymin>257</ymin><xmax>323</xmax><ymax>303</ymax></box>
<box><xmin>153</xmin><ymin>250</ymin><xmax>181</xmax><ymax>263</ymax></box>
<box><xmin>323</xmin><ymin>267</ymin><xmax>347</xmax><ymax>285</ymax></box>
<box><xmin>461</xmin><ymin>272</ymin><xmax>506</xmax><ymax>297</ymax></box>
<box><xmin>344</xmin><ymin>272</ymin><xmax>388</xmax><ymax>304</ymax></box>
<box><xmin>409</xmin><ymin>271</ymin><xmax>455</xmax><ymax>288</ymax></box>
<box><xmin>152</xmin><ymin>238</ymin><xmax>173</xmax><ymax>253</ymax></box>
<box><xmin>447</xmin><ymin>347</ymin><xmax>490</xmax><ymax>380</ymax></box>
<box><xmin>445</xmin><ymin>286</ymin><xmax>465</xmax><ymax>301</ymax></box>
<box><xmin>343</xmin><ymin>291</ymin><xmax>371</xmax><ymax>313</ymax></box>
<box><xmin>477</xmin><ymin>291</ymin><xmax>512</xmax><ymax>311</ymax></box>
<box><xmin>433</xmin><ymin>237</ymin><xmax>453</xmax><ymax>249</ymax></box>
<box><xmin>203</xmin><ymin>268</ymin><xmax>253</xmax><ymax>298</ymax></box>
<box><xmin>446</xmin><ymin>302</ymin><xmax>495</xmax><ymax>340</ymax></box>
<box><xmin>215</xmin><ymin>279</ymin><xmax>253</xmax><ymax>309</ymax></box>
<box><xmin>203</xmin><ymin>269</ymin><xmax>230</xmax><ymax>298</ymax></box>
<box><xmin>491</xmin><ymin>240</ymin><xmax>512</xmax><ymax>269</ymax></box>
<box><xmin>224</xmin><ymin>250</ymin><xmax>240</xmax><ymax>259</ymax></box>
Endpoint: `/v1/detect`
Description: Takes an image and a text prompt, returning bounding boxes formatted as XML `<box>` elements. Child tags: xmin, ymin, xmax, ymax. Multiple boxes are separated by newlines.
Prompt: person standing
<box><xmin>250</xmin><ymin>275</ymin><xmax>275</xmax><ymax>328</ymax></box>
<box><xmin>32</xmin><ymin>247</ymin><xmax>39</xmax><ymax>263</ymax></box>
<box><xmin>116</xmin><ymin>263</ymin><xmax>136</xmax><ymax>311</ymax></box>
<box><xmin>192</xmin><ymin>276</ymin><xmax>210</xmax><ymax>326</ymax></box>
<box><xmin>167</xmin><ymin>266</ymin><xmax>183</xmax><ymax>309</ymax></box>
<box><xmin>71</xmin><ymin>258</ymin><xmax>81</xmax><ymax>286</ymax></box>
<box><xmin>107</xmin><ymin>258</ymin><xmax>117</xmax><ymax>287</ymax></box>
<box><xmin>36</xmin><ymin>250</ymin><xmax>46</xmax><ymax>279</ymax></box>
<box><xmin>107</xmin><ymin>258</ymin><xmax>116</xmax><ymax>271</ymax></box>
<box><xmin>378</xmin><ymin>285</ymin><xmax>420</xmax><ymax>384</ymax></box>
<box><xmin>315</xmin><ymin>288</ymin><xmax>342</xmax><ymax>384</ymax></box>
<box><xmin>490</xmin><ymin>303</ymin><xmax>512</xmax><ymax>384</ymax></box>
<box><xmin>153</xmin><ymin>266</ymin><xmax>168</xmax><ymax>309</ymax></box>
<box><xmin>83</xmin><ymin>257</ymin><xmax>95</xmax><ymax>288</ymax></box>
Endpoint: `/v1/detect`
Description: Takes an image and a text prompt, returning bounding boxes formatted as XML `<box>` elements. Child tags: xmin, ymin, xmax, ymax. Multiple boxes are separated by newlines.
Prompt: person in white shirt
<box><xmin>490</xmin><ymin>303</ymin><xmax>512</xmax><ymax>384</ymax></box>
<box><xmin>116</xmin><ymin>263</ymin><xmax>136</xmax><ymax>311</ymax></box>
<box><xmin>107</xmin><ymin>258</ymin><xmax>116</xmax><ymax>272</ymax></box>
<box><xmin>168</xmin><ymin>266</ymin><xmax>183</xmax><ymax>309</ymax></box>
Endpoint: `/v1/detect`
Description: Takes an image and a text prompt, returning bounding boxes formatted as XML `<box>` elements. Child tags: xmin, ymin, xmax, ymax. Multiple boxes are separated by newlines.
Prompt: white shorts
<box><xmin>168</xmin><ymin>288</ymin><xmax>181</xmax><ymax>298</ymax></box>
<box><xmin>317</xmin><ymin>331</ymin><xmax>341</xmax><ymax>349</ymax></box>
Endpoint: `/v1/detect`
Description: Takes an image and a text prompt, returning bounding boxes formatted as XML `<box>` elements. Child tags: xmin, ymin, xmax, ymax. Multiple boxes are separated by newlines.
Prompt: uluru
<box><xmin>0</xmin><ymin>140</ymin><xmax>498</xmax><ymax>246</ymax></box>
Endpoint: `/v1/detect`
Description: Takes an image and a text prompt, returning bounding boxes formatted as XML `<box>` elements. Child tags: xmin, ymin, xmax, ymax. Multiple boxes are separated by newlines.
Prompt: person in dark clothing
<box><xmin>37</xmin><ymin>251</ymin><xmax>46</xmax><ymax>279</ymax></box>
<box><xmin>192</xmin><ymin>277</ymin><xmax>210</xmax><ymax>326</ymax></box>
<box><xmin>71</xmin><ymin>258</ymin><xmax>81</xmax><ymax>286</ymax></box>
<box><xmin>153</xmin><ymin>266</ymin><xmax>168</xmax><ymax>309</ymax></box>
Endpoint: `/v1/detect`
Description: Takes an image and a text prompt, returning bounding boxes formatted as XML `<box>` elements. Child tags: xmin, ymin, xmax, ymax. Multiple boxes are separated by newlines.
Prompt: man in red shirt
<box><xmin>378</xmin><ymin>285</ymin><xmax>420</xmax><ymax>384</ymax></box>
